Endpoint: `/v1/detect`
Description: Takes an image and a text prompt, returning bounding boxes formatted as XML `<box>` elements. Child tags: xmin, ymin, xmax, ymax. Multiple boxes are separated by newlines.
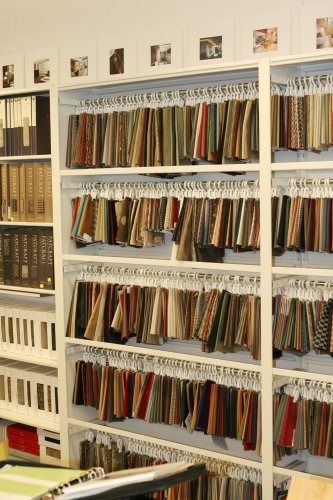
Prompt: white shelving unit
<box><xmin>2</xmin><ymin>50</ymin><xmax>333</xmax><ymax>498</ymax></box>
<box><xmin>0</xmin><ymin>87</ymin><xmax>61</xmax><ymax>464</ymax></box>
<box><xmin>53</xmin><ymin>52</ymin><xmax>333</xmax><ymax>500</ymax></box>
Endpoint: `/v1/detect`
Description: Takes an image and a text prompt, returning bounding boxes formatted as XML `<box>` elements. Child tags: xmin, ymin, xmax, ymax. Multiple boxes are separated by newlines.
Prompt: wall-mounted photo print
<box><xmin>2</xmin><ymin>64</ymin><xmax>14</xmax><ymax>88</ymax></box>
<box><xmin>199</xmin><ymin>36</ymin><xmax>222</xmax><ymax>60</ymax></box>
<box><xmin>316</xmin><ymin>17</ymin><xmax>333</xmax><ymax>48</ymax></box>
<box><xmin>70</xmin><ymin>56</ymin><xmax>88</xmax><ymax>77</ymax></box>
<box><xmin>34</xmin><ymin>58</ymin><xmax>50</xmax><ymax>84</ymax></box>
<box><xmin>109</xmin><ymin>48</ymin><xmax>124</xmax><ymax>75</ymax></box>
<box><xmin>151</xmin><ymin>43</ymin><xmax>171</xmax><ymax>66</ymax></box>
<box><xmin>253</xmin><ymin>27</ymin><xmax>278</xmax><ymax>53</ymax></box>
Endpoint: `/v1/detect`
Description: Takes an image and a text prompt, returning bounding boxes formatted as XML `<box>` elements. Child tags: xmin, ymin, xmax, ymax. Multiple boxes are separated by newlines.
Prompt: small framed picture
<box><xmin>25</xmin><ymin>46</ymin><xmax>59</xmax><ymax>87</ymax></box>
<box><xmin>200</xmin><ymin>36</ymin><xmax>222</xmax><ymax>60</ymax></box>
<box><xmin>2</xmin><ymin>64</ymin><xmax>15</xmax><ymax>88</ymax></box>
<box><xmin>240</xmin><ymin>9</ymin><xmax>291</xmax><ymax>59</ymax></box>
<box><xmin>150</xmin><ymin>43</ymin><xmax>172</xmax><ymax>66</ymax></box>
<box><xmin>316</xmin><ymin>17</ymin><xmax>333</xmax><ymax>49</ymax></box>
<box><xmin>0</xmin><ymin>52</ymin><xmax>24</xmax><ymax>90</ymax></box>
<box><xmin>139</xmin><ymin>27</ymin><xmax>182</xmax><ymax>73</ymax></box>
<box><xmin>60</xmin><ymin>42</ymin><xmax>97</xmax><ymax>85</ymax></box>
<box><xmin>185</xmin><ymin>19</ymin><xmax>233</xmax><ymax>67</ymax></box>
<box><xmin>70</xmin><ymin>56</ymin><xmax>88</xmax><ymax>78</ymax></box>
<box><xmin>301</xmin><ymin>2</ymin><xmax>333</xmax><ymax>52</ymax></box>
<box><xmin>97</xmin><ymin>36</ymin><xmax>136</xmax><ymax>80</ymax></box>
<box><xmin>109</xmin><ymin>49</ymin><xmax>124</xmax><ymax>74</ymax></box>
<box><xmin>253</xmin><ymin>27</ymin><xmax>278</xmax><ymax>53</ymax></box>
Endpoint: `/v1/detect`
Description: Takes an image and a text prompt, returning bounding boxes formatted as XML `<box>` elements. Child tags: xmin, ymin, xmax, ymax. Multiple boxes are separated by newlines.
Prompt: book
<box><xmin>25</xmin><ymin>162</ymin><xmax>35</xmax><ymax>221</ymax></box>
<box><xmin>21</xmin><ymin>95</ymin><xmax>33</xmax><ymax>156</ymax></box>
<box><xmin>19</xmin><ymin>163</ymin><xmax>26</xmax><ymax>221</ymax></box>
<box><xmin>2</xmin><ymin>229</ymin><xmax>12</xmax><ymax>284</ymax></box>
<box><xmin>19</xmin><ymin>229</ymin><xmax>30</xmax><ymax>287</ymax></box>
<box><xmin>0</xmin><ymin>229</ymin><xmax>4</xmax><ymax>284</ymax></box>
<box><xmin>1</xmin><ymin>163</ymin><xmax>9</xmax><ymax>221</ymax></box>
<box><xmin>0</xmin><ymin>95</ymin><xmax>50</xmax><ymax>156</ymax></box>
<box><xmin>11</xmin><ymin>162</ymin><xmax>52</xmax><ymax>223</ymax></box>
<box><xmin>0</xmin><ymin>227</ymin><xmax>54</xmax><ymax>289</ymax></box>
<box><xmin>29</xmin><ymin>227</ymin><xmax>40</xmax><ymax>288</ymax></box>
<box><xmin>44</xmin><ymin>162</ymin><xmax>53</xmax><ymax>222</ymax></box>
<box><xmin>8</xmin><ymin>164</ymin><xmax>20</xmax><ymax>221</ymax></box>
<box><xmin>34</xmin><ymin>162</ymin><xmax>46</xmax><ymax>221</ymax></box>
<box><xmin>11</xmin><ymin>230</ymin><xmax>21</xmax><ymax>286</ymax></box>
<box><xmin>0</xmin><ymin>98</ymin><xmax>6</xmax><ymax>156</ymax></box>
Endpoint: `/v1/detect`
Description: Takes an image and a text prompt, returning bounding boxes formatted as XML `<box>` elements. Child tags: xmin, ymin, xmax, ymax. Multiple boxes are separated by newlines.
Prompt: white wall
<box><xmin>0</xmin><ymin>0</ymin><xmax>326</xmax><ymax>56</ymax></box>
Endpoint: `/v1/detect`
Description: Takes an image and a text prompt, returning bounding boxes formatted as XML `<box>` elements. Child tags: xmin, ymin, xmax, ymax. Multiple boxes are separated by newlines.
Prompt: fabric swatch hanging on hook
<box><xmin>78</xmin><ymin>433</ymin><xmax>262</xmax><ymax>500</ymax></box>
<box><xmin>72</xmin><ymin>353</ymin><xmax>262</xmax><ymax>454</ymax></box>
<box><xmin>65</xmin><ymin>83</ymin><xmax>259</xmax><ymax>169</ymax></box>
<box><xmin>271</xmin><ymin>75</ymin><xmax>333</xmax><ymax>153</ymax></box>
<box><xmin>69</xmin><ymin>180</ymin><xmax>260</xmax><ymax>263</ymax></box>
<box><xmin>66</xmin><ymin>270</ymin><xmax>261</xmax><ymax>359</ymax></box>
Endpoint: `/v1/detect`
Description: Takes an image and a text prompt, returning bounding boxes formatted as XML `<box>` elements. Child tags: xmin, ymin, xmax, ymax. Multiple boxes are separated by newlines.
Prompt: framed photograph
<box><xmin>138</xmin><ymin>27</ymin><xmax>182</xmax><ymax>74</ymax></box>
<box><xmin>151</xmin><ymin>43</ymin><xmax>171</xmax><ymax>66</ymax></box>
<box><xmin>60</xmin><ymin>42</ymin><xmax>97</xmax><ymax>85</ymax></box>
<box><xmin>25</xmin><ymin>46</ymin><xmax>59</xmax><ymax>87</ymax></box>
<box><xmin>239</xmin><ymin>9</ymin><xmax>291</xmax><ymax>59</ymax></box>
<box><xmin>301</xmin><ymin>2</ymin><xmax>333</xmax><ymax>52</ymax></box>
<box><xmin>253</xmin><ymin>27</ymin><xmax>278</xmax><ymax>54</ymax></box>
<box><xmin>0</xmin><ymin>52</ymin><xmax>24</xmax><ymax>91</ymax></box>
<box><xmin>185</xmin><ymin>19</ymin><xmax>234</xmax><ymax>67</ymax></box>
<box><xmin>97</xmin><ymin>36</ymin><xmax>136</xmax><ymax>80</ymax></box>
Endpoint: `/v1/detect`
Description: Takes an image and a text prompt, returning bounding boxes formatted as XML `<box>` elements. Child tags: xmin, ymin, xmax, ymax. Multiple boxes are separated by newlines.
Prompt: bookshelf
<box><xmin>1</xmin><ymin>49</ymin><xmax>333</xmax><ymax>498</ymax></box>
<box><xmin>0</xmin><ymin>87</ymin><xmax>59</xmax><ymax>465</ymax></box>
<box><xmin>54</xmin><ymin>51</ymin><xmax>333</xmax><ymax>500</ymax></box>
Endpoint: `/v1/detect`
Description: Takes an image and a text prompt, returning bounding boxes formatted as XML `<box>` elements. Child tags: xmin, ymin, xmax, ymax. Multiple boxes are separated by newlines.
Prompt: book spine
<box><xmin>28</xmin><ymin>228</ymin><xmax>39</xmax><ymax>288</ymax></box>
<box><xmin>3</xmin><ymin>229</ymin><xmax>12</xmax><ymax>285</ymax></box>
<box><xmin>11</xmin><ymin>230</ymin><xmax>20</xmax><ymax>286</ymax></box>
<box><xmin>8</xmin><ymin>164</ymin><xmax>20</xmax><ymax>221</ymax></box>
<box><xmin>34</xmin><ymin>162</ymin><xmax>45</xmax><ymax>222</ymax></box>
<box><xmin>35</xmin><ymin>96</ymin><xmax>51</xmax><ymax>154</ymax></box>
<box><xmin>31</xmin><ymin>96</ymin><xmax>37</xmax><ymax>155</ymax></box>
<box><xmin>25</xmin><ymin>163</ymin><xmax>34</xmax><ymax>221</ymax></box>
<box><xmin>9</xmin><ymin>98</ymin><xmax>14</xmax><ymax>156</ymax></box>
<box><xmin>0</xmin><ymin>229</ymin><xmax>4</xmax><ymax>284</ymax></box>
<box><xmin>1</xmin><ymin>164</ymin><xmax>9</xmax><ymax>221</ymax></box>
<box><xmin>19</xmin><ymin>163</ymin><xmax>26</xmax><ymax>221</ymax></box>
<box><xmin>45</xmin><ymin>229</ymin><xmax>54</xmax><ymax>290</ymax></box>
<box><xmin>44</xmin><ymin>162</ymin><xmax>53</xmax><ymax>222</ymax></box>
<box><xmin>38</xmin><ymin>228</ymin><xmax>47</xmax><ymax>289</ymax></box>
<box><xmin>19</xmin><ymin>229</ymin><xmax>30</xmax><ymax>287</ymax></box>
<box><xmin>21</xmin><ymin>96</ymin><xmax>32</xmax><ymax>156</ymax></box>
<box><xmin>0</xmin><ymin>98</ymin><xmax>6</xmax><ymax>156</ymax></box>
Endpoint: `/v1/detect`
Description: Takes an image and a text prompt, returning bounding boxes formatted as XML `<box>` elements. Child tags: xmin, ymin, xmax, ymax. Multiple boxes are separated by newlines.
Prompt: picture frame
<box><xmin>185</xmin><ymin>18</ymin><xmax>234</xmax><ymax>68</ymax></box>
<box><xmin>0</xmin><ymin>52</ymin><xmax>24</xmax><ymax>91</ymax></box>
<box><xmin>138</xmin><ymin>26</ymin><xmax>183</xmax><ymax>74</ymax></box>
<box><xmin>25</xmin><ymin>46</ymin><xmax>59</xmax><ymax>88</ymax></box>
<box><xmin>59</xmin><ymin>42</ymin><xmax>97</xmax><ymax>86</ymax></box>
<box><xmin>239</xmin><ymin>9</ymin><xmax>291</xmax><ymax>60</ymax></box>
<box><xmin>301</xmin><ymin>2</ymin><xmax>333</xmax><ymax>53</ymax></box>
<box><xmin>97</xmin><ymin>35</ymin><xmax>137</xmax><ymax>81</ymax></box>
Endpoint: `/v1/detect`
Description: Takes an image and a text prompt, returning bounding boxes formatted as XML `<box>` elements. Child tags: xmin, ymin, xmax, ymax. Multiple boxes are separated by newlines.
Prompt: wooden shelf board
<box><xmin>60</xmin><ymin>164</ymin><xmax>260</xmax><ymax>176</ymax></box>
<box><xmin>65</xmin><ymin>337</ymin><xmax>261</xmax><ymax>372</ymax></box>
<box><xmin>67</xmin><ymin>417</ymin><xmax>262</xmax><ymax>469</ymax></box>
<box><xmin>272</xmin><ymin>161</ymin><xmax>333</xmax><ymax>171</ymax></box>
<box><xmin>0</xmin><ymin>221</ymin><xmax>53</xmax><ymax>227</ymax></box>
<box><xmin>0</xmin><ymin>285</ymin><xmax>55</xmax><ymax>296</ymax></box>
<box><xmin>62</xmin><ymin>254</ymin><xmax>260</xmax><ymax>272</ymax></box>
<box><xmin>0</xmin><ymin>154</ymin><xmax>52</xmax><ymax>163</ymax></box>
<box><xmin>0</xmin><ymin>409</ymin><xmax>59</xmax><ymax>432</ymax></box>
<box><xmin>0</xmin><ymin>350</ymin><xmax>57</xmax><ymax>368</ymax></box>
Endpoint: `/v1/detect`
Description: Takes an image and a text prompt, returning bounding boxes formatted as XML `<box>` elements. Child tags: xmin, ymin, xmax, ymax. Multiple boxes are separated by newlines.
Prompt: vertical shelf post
<box><xmin>50</xmin><ymin>85</ymin><xmax>70</xmax><ymax>466</ymax></box>
<box><xmin>259</xmin><ymin>58</ymin><xmax>274</xmax><ymax>500</ymax></box>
